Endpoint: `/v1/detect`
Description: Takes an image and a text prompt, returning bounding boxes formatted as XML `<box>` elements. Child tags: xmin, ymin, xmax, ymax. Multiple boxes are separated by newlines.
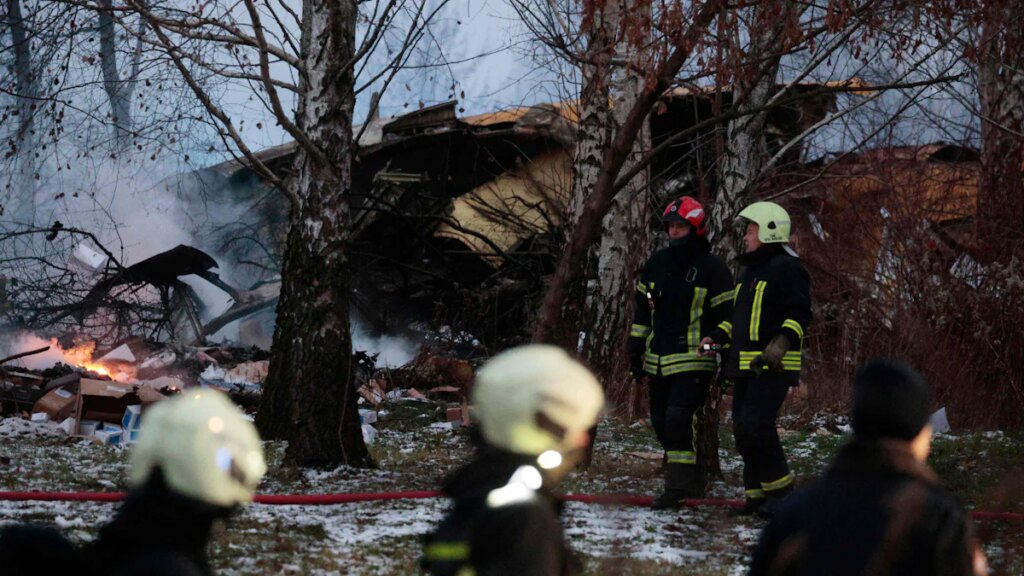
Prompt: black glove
<box><xmin>751</xmin><ymin>333</ymin><xmax>790</xmax><ymax>375</ymax></box>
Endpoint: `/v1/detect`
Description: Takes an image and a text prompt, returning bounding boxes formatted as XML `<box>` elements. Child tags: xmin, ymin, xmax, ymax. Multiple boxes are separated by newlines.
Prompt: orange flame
<box><xmin>59</xmin><ymin>340</ymin><xmax>137</xmax><ymax>382</ymax></box>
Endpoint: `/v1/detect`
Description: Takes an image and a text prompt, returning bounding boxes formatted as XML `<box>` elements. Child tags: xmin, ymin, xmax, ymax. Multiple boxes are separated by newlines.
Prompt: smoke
<box><xmin>351</xmin><ymin>317</ymin><xmax>421</xmax><ymax>368</ymax></box>
<box><xmin>0</xmin><ymin>330</ymin><xmax>73</xmax><ymax>368</ymax></box>
<box><xmin>1</xmin><ymin>331</ymin><xmax>88</xmax><ymax>371</ymax></box>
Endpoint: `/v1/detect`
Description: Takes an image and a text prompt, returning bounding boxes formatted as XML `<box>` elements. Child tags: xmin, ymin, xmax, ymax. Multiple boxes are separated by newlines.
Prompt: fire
<box><xmin>56</xmin><ymin>339</ymin><xmax>137</xmax><ymax>382</ymax></box>
<box><xmin>6</xmin><ymin>333</ymin><xmax>138</xmax><ymax>382</ymax></box>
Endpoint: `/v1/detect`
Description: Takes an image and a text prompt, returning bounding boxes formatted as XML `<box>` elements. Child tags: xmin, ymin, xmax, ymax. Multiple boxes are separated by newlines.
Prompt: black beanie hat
<box><xmin>851</xmin><ymin>358</ymin><xmax>934</xmax><ymax>441</ymax></box>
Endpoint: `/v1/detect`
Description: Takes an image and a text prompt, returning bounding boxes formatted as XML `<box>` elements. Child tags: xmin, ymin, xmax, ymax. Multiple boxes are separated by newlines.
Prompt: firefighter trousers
<box><xmin>649</xmin><ymin>373</ymin><xmax>711</xmax><ymax>464</ymax></box>
<box><xmin>732</xmin><ymin>373</ymin><xmax>793</xmax><ymax>499</ymax></box>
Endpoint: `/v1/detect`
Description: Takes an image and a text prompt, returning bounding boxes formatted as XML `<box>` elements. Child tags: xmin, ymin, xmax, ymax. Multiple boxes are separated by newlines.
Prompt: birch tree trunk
<box><xmin>553</xmin><ymin>0</ymin><xmax>616</xmax><ymax>356</ymax></box>
<box><xmin>583</xmin><ymin>0</ymin><xmax>651</xmax><ymax>410</ymax></box>
<box><xmin>256</xmin><ymin>0</ymin><xmax>368</xmax><ymax>467</ymax></box>
<box><xmin>703</xmin><ymin>0</ymin><xmax>791</xmax><ymax>478</ymax></box>
<box><xmin>533</xmin><ymin>0</ymin><xmax>722</xmax><ymax>347</ymax></box>
<box><xmin>979</xmin><ymin>1</ymin><xmax>1024</xmax><ymax>256</ymax></box>
<box><xmin>4</xmin><ymin>0</ymin><xmax>37</xmax><ymax>224</ymax></box>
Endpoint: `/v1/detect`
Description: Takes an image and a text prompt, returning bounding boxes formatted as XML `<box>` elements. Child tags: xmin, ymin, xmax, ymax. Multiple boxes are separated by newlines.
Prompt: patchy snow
<box><xmin>565</xmin><ymin>503</ymin><xmax>729</xmax><ymax>565</ymax></box>
<box><xmin>1</xmin><ymin>415</ymin><xmax>1021</xmax><ymax>575</ymax></box>
<box><xmin>0</xmin><ymin>416</ymin><xmax>67</xmax><ymax>439</ymax></box>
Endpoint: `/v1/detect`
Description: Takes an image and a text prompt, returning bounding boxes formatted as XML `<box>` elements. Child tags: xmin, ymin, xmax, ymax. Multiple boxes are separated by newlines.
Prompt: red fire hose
<box><xmin>0</xmin><ymin>490</ymin><xmax>1021</xmax><ymax>522</ymax></box>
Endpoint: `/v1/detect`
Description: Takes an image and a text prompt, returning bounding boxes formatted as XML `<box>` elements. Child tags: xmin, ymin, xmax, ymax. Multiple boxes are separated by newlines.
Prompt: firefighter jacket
<box><xmin>422</xmin><ymin>448</ymin><xmax>581</xmax><ymax>576</ymax></box>
<box><xmin>749</xmin><ymin>439</ymin><xmax>980</xmax><ymax>576</ymax></box>
<box><xmin>709</xmin><ymin>243</ymin><xmax>811</xmax><ymax>380</ymax></box>
<box><xmin>81</xmin><ymin>470</ymin><xmax>231</xmax><ymax>576</ymax></box>
<box><xmin>629</xmin><ymin>236</ymin><xmax>734</xmax><ymax>377</ymax></box>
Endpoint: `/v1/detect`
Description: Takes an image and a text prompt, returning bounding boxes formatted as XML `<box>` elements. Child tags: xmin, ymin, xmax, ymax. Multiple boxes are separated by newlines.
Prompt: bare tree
<box><xmin>91</xmin><ymin>0</ymin><xmax>453</xmax><ymax>467</ymax></box>
<box><xmin>978</xmin><ymin>0</ymin><xmax>1024</xmax><ymax>256</ymax></box>
<box><xmin>2</xmin><ymin>0</ymin><xmax>40</xmax><ymax>223</ymax></box>
<box><xmin>529</xmin><ymin>0</ymin><xmax>724</xmax><ymax>346</ymax></box>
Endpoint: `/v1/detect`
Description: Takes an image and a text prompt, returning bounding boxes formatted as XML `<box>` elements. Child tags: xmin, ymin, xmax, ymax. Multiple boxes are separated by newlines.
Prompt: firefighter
<box><xmin>748</xmin><ymin>358</ymin><xmax>988</xmax><ymax>576</ymax></box>
<box><xmin>81</xmin><ymin>389</ymin><xmax>267</xmax><ymax>576</ymax></box>
<box><xmin>421</xmin><ymin>345</ymin><xmax>604</xmax><ymax>576</ymax></box>
<box><xmin>628</xmin><ymin>196</ymin><xmax>734</xmax><ymax>509</ymax></box>
<box><xmin>701</xmin><ymin>201</ymin><xmax>811</xmax><ymax>517</ymax></box>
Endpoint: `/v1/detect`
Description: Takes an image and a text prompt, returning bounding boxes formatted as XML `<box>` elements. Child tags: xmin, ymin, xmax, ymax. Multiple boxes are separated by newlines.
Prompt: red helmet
<box><xmin>661</xmin><ymin>196</ymin><xmax>706</xmax><ymax>236</ymax></box>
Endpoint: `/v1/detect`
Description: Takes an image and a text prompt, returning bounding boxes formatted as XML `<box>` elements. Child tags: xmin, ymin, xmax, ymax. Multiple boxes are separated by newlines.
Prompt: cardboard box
<box><xmin>124</xmin><ymin>429</ymin><xmax>140</xmax><ymax>444</ymax></box>
<box><xmin>93</xmin><ymin>428</ymin><xmax>122</xmax><ymax>445</ymax></box>
<box><xmin>71</xmin><ymin>379</ymin><xmax>166</xmax><ymax>435</ymax></box>
<box><xmin>79</xmin><ymin>420</ymin><xmax>101</xmax><ymax>436</ymax></box>
<box><xmin>33</xmin><ymin>386</ymin><xmax>78</xmax><ymax>422</ymax></box>
<box><xmin>77</xmin><ymin>380</ymin><xmax>137</xmax><ymax>425</ymax></box>
<box><xmin>121</xmin><ymin>405</ymin><xmax>142</xmax><ymax>430</ymax></box>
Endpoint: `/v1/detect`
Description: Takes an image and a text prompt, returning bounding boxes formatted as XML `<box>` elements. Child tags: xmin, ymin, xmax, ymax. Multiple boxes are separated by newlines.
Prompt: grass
<box><xmin>1</xmin><ymin>404</ymin><xmax>1022</xmax><ymax>575</ymax></box>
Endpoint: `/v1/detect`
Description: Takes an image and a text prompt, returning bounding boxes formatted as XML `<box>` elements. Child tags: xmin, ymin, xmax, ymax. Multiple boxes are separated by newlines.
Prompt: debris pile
<box><xmin>356</xmin><ymin>350</ymin><xmax>476</xmax><ymax>441</ymax></box>
<box><xmin>2</xmin><ymin>335</ymin><xmax>481</xmax><ymax>445</ymax></box>
<box><xmin>0</xmin><ymin>335</ymin><xmax>270</xmax><ymax>444</ymax></box>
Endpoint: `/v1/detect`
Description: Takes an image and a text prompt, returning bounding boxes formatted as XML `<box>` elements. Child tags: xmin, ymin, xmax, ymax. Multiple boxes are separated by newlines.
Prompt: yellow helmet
<box><xmin>738</xmin><ymin>201</ymin><xmax>791</xmax><ymax>243</ymax></box>
<box><xmin>129</xmin><ymin>389</ymin><xmax>266</xmax><ymax>508</ymax></box>
<box><xmin>473</xmin><ymin>345</ymin><xmax>604</xmax><ymax>456</ymax></box>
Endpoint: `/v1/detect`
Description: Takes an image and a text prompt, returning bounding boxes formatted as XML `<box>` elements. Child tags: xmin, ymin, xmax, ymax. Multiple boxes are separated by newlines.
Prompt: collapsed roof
<box><xmin>171</xmin><ymin>86</ymin><xmax>841</xmax><ymax>345</ymax></box>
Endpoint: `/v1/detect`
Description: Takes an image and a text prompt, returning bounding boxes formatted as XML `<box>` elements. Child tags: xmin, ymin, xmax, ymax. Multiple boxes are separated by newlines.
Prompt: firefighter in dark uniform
<box><xmin>0</xmin><ymin>389</ymin><xmax>266</xmax><ymax>576</ymax></box>
<box><xmin>82</xmin><ymin>390</ymin><xmax>267</xmax><ymax>576</ymax></box>
<box><xmin>629</xmin><ymin>196</ymin><xmax>734</xmax><ymax>509</ymax></box>
<box><xmin>749</xmin><ymin>358</ymin><xmax>988</xmax><ymax>576</ymax></box>
<box><xmin>422</xmin><ymin>345</ymin><xmax>604</xmax><ymax>576</ymax></box>
<box><xmin>701</xmin><ymin>201</ymin><xmax>811</xmax><ymax>517</ymax></box>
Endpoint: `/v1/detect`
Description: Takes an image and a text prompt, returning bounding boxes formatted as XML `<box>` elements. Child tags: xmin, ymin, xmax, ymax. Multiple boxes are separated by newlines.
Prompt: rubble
<box><xmin>0</xmin><ymin>335</ymin><xmax>268</xmax><ymax>444</ymax></box>
<box><xmin>3</xmin><ymin>326</ymin><xmax>487</xmax><ymax>446</ymax></box>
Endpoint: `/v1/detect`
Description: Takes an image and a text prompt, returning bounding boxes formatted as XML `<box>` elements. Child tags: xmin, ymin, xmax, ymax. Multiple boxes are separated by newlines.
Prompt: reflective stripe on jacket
<box><xmin>712</xmin><ymin>244</ymin><xmax>811</xmax><ymax>379</ymax></box>
<box><xmin>629</xmin><ymin>238</ymin><xmax>733</xmax><ymax>376</ymax></box>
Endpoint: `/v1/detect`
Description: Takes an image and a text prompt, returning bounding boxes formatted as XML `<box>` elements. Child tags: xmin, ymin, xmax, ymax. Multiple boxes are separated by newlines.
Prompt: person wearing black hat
<box><xmin>748</xmin><ymin>358</ymin><xmax>987</xmax><ymax>576</ymax></box>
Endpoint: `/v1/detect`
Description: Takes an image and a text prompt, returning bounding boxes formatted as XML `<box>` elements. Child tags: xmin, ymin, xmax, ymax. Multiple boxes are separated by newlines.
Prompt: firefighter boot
<box><xmin>729</xmin><ymin>497</ymin><xmax>765</xmax><ymax>517</ymax></box>
<box><xmin>651</xmin><ymin>463</ymin><xmax>699</xmax><ymax>510</ymax></box>
<box><xmin>757</xmin><ymin>485</ymin><xmax>794</xmax><ymax>519</ymax></box>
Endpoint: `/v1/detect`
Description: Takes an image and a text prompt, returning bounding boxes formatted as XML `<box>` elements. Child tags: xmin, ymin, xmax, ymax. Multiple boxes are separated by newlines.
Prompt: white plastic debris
<box><xmin>361</xmin><ymin>423</ymin><xmax>378</xmax><ymax>445</ymax></box>
<box><xmin>58</xmin><ymin>417</ymin><xmax>76</xmax><ymax>435</ymax></box>
<box><xmin>98</xmin><ymin>343</ymin><xmax>137</xmax><ymax>364</ymax></box>
<box><xmin>359</xmin><ymin>409</ymin><xmax>377</xmax><ymax>425</ymax></box>
<box><xmin>929</xmin><ymin>407</ymin><xmax>951</xmax><ymax>434</ymax></box>
<box><xmin>70</xmin><ymin>243</ymin><xmax>108</xmax><ymax>273</ymax></box>
<box><xmin>140</xmin><ymin>350</ymin><xmax>177</xmax><ymax>370</ymax></box>
<box><xmin>30</xmin><ymin>412</ymin><xmax>49</xmax><ymax>423</ymax></box>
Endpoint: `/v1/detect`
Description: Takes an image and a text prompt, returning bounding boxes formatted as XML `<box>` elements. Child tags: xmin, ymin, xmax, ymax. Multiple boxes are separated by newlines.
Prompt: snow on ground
<box><xmin>0</xmin><ymin>496</ymin><xmax>753</xmax><ymax>574</ymax></box>
<box><xmin>2</xmin><ymin>410</ymin><xmax>1022</xmax><ymax>575</ymax></box>
<box><xmin>0</xmin><ymin>416</ymin><xmax>67</xmax><ymax>439</ymax></box>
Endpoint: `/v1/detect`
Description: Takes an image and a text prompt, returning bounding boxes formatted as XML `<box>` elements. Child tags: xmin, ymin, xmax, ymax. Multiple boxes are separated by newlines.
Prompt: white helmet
<box><xmin>473</xmin><ymin>344</ymin><xmax>604</xmax><ymax>456</ymax></box>
<box><xmin>129</xmin><ymin>389</ymin><xmax>267</xmax><ymax>508</ymax></box>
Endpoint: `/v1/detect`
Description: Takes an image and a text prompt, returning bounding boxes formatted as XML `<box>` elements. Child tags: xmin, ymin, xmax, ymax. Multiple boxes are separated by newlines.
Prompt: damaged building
<box><xmin>159</xmin><ymin>85</ymin><xmax>842</xmax><ymax>351</ymax></box>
